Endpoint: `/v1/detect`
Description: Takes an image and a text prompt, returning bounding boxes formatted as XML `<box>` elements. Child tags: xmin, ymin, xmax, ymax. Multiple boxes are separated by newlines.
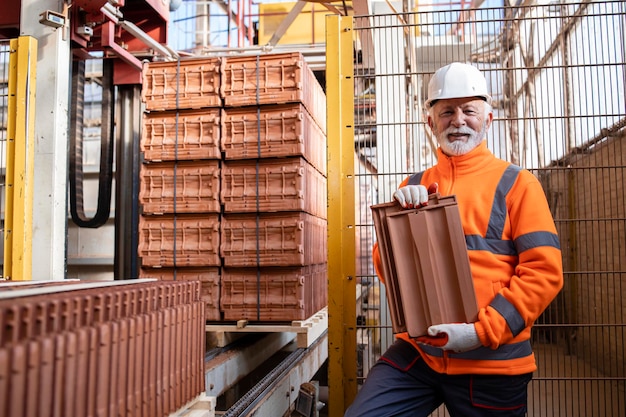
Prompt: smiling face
<box><xmin>428</xmin><ymin>97</ymin><xmax>493</xmax><ymax>156</ymax></box>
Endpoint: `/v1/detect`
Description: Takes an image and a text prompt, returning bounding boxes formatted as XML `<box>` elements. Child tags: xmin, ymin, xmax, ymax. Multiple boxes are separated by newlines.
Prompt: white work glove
<box><xmin>393</xmin><ymin>185</ymin><xmax>429</xmax><ymax>209</ymax></box>
<box><xmin>416</xmin><ymin>323</ymin><xmax>482</xmax><ymax>353</ymax></box>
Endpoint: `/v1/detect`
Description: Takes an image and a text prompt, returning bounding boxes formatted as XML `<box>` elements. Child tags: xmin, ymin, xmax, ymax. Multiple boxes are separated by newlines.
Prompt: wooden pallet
<box><xmin>205</xmin><ymin>306</ymin><xmax>327</xmax><ymax>348</ymax></box>
<box><xmin>168</xmin><ymin>393</ymin><xmax>216</xmax><ymax>417</ymax></box>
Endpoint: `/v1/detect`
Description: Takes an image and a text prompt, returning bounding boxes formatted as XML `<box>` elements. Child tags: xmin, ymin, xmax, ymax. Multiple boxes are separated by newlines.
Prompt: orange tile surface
<box><xmin>220</xmin><ymin>52</ymin><xmax>326</xmax><ymax>133</ymax></box>
<box><xmin>221</xmin><ymin>157</ymin><xmax>327</xmax><ymax>218</ymax></box>
<box><xmin>138</xmin><ymin>214</ymin><xmax>221</xmax><ymax>268</ymax></box>
<box><xmin>0</xmin><ymin>281</ymin><xmax>205</xmax><ymax>416</ymax></box>
<box><xmin>141</xmin><ymin>109</ymin><xmax>221</xmax><ymax>162</ymax></box>
<box><xmin>139</xmin><ymin>160</ymin><xmax>221</xmax><ymax>215</ymax></box>
<box><xmin>221</xmin><ymin>103</ymin><xmax>326</xmax><ymax>174</ymax></box>
<box><xmin>139</xmin><ymin>267</ymin><xmax>222</xmax><ymax>321</ymax></box>
<box><xmin>142</xmin><ymin>58</ymin><xmax>222</xmax><ymax>111</ymax></box>
<box><xmin>370</xmin><ymin>202</ymin><xmax>409</xmax><ymax>334</ymax></box>
<box><xmin>220</xmin><ymin>264</ymin><xmax>327</xmax><ymax>321</ymax></box>
<box><xmin>220</xmin><ymin>212</ymin><xmax>327</xmax><ymax>267</ymax></box>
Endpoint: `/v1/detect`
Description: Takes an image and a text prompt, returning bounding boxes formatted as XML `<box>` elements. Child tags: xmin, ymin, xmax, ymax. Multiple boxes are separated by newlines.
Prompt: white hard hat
<box><xmin>425</xmin><ymin>62</ymin><xmax>492</xmax><ymax>108</ymax></box>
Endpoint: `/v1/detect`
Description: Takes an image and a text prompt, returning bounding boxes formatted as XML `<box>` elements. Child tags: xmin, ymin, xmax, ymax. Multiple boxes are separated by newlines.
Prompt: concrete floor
<box><xmin>527</xmin><ymin>343</ymin><xmax>625</xmax><ymax>417</ymax></box>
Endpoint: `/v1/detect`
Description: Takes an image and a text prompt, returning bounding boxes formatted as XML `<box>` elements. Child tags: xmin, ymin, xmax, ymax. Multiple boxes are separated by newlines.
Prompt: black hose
<box><xmin>69</xmin><ymin>59</ymin><xmax>115</xmax><ymax>228</ymax></box>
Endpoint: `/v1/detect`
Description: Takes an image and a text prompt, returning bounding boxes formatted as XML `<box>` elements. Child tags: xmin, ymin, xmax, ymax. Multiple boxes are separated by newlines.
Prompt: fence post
<box><xmin>326</xmin><ymin>14</ymin><xmax>357</xmax><ymax>416</ymax></box>
<box><xmin>4</xmin><ymin>36</ymin><xmax>37</xmax><ymax>281</ymax></box>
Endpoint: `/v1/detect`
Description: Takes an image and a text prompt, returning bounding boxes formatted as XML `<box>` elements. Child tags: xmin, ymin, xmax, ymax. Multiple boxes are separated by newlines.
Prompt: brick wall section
<box><xmin>539</xmin><ymin>133</ymin><xmax>625</xmax><ymax>378</ymax></box>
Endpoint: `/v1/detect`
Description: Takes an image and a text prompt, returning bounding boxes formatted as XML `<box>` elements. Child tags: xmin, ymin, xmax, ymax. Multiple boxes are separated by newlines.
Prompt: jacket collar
<box><xmin>436</xmin><ymin>140</ymin><xmax>495</xmax><ymax>175</ymax></box>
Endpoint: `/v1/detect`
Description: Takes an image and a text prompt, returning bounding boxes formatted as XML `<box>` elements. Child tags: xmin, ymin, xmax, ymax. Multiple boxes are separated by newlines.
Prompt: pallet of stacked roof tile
<box><xmin>220</xmin><ymin>157</ymin><xmax>326</xmax><ymax>219</ymax></box>
<box><xmin>138</xmin><ymin>214</ymin><xmax>221</xmax><ymax>268</ymax></box>
<box><xmin>142</xmin><ymin>57</ymin><xmax>222</xmax><ymax>112</ymax></box>
<box><xmin>221</xmin><ymin>103</ymin><xmax>326</xmax><ymax>175</ymax></box>
<box><xmin>141</xmin><ymin>109</ymin><xmax>221</xmax><ymax>162</ymax></box>
<box><xmin>220</xmin><ymin>52</ymin><xmax>326</xmax><ymax>133</ymax></box>
<box><xmin>139</xmin><ymin>267</ymin><xmax>222</xmax><ymax>321</ymax></box>
<box><xmin>139</xmin><ymin>160</ymin><xmax>221</xmax><ymax>215</ymax></box>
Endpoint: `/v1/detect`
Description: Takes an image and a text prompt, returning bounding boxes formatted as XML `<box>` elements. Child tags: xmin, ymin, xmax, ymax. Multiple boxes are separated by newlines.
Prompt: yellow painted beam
<box><xmin>4</xmin><ymin>36</ymin><xmax>37</xmax><ymax>281</ymax></box>
<box><xmin>326</xmin><ymin>14</ymin><xmax>357</xmax><ymax>417</ymax></box>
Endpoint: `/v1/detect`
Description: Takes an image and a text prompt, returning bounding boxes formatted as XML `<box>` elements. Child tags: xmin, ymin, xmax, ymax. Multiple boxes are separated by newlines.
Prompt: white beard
<box><xmin>436</xmin><ymin>123</ymin><xmax>487</xmax><ymax>156</ymax></box>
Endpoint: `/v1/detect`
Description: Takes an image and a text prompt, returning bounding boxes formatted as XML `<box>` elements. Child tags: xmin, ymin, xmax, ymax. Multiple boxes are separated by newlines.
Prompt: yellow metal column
<box><xmin>4</xmin><ymin>36</ymin><xmax>37</xmax><ymax>281</ymax></box>
<box><xmin>326</xmin><ymin>14</ymin><xmax>357</xmax><ymax>416</ymax></box>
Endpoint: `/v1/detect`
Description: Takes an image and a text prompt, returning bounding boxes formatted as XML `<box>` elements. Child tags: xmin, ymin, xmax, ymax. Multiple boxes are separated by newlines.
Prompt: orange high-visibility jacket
<box><xmin>373</xmin><ymin>141</ymin><xmax>563</xmax><ymax>375</ymax></box>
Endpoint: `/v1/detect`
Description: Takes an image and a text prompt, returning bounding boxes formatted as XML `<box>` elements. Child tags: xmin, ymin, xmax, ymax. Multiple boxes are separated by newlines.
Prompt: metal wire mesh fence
<box><xmin>352</xmin><ymin>1</ymin><xmax>625</xmax><ymax>415</ymax></box>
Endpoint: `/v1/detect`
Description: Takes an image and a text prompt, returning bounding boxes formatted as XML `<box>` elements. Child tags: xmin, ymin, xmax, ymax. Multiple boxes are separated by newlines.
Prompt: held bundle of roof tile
<box><xmin>139</xmin><ymin>52</ymin><xmax>327</xmax><ymax>323</ymax></box>
<box><xmin>0</xmin><ymin>280</ymin><xmax>205</xmax><ymax>417</ymax></box>
<box><xmin>370</xmin><ymin>194</ymin><xmax>479</xmax><ymax>338</ymax></box>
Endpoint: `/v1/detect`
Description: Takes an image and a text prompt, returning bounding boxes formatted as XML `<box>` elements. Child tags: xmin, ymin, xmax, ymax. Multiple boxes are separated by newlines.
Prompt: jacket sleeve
<box><xmin>474</xmin><ymin>172</ymin><xmax>564</xmax><ymax>349</ymax></box>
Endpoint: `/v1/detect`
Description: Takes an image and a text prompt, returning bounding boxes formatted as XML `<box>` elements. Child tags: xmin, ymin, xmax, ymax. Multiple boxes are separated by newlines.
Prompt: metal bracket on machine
<box><xmin>70</xmin><ymin>0</ymin><xmax>177</xmax><ymax>79</ymax></box>
<box><xmin>98</xmin><ymin>2</ymin><xmax>178</xmax><ymax>71</ymax></box>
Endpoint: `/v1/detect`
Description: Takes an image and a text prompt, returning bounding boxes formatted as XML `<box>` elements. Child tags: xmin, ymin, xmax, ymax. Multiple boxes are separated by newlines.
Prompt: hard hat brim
<box><xmin>425</xmin><ymin>94</ymin><xmax>492</xmax><ymax>109</ymax></box>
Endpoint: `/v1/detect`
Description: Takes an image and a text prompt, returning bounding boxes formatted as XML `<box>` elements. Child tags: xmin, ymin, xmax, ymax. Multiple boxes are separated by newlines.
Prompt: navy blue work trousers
<box><xmin>344</xmin><ymin>339</ymin><xmax>532</xmax><ymax>417</ymax></box>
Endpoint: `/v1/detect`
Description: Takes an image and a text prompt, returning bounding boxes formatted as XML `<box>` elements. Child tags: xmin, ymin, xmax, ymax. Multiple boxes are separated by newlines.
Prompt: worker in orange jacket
<box><xmin>345</xmin><ymin>62</ymin><xmax>563</xmax><ymax>417</ymax></box>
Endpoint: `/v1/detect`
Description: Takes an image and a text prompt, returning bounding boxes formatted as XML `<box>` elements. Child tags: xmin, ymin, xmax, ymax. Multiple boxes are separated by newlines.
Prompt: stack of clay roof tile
<box><xmin>139</xmin><ymin>52</ymin><xmax>327</xmax><ymax>322</ymax></box>
<box><xmin>139</xmin><ymin>57</ymin><xmax>223</xmax><ymax>321</ymax></box>
<box><xmin>0</xmin><ymin>280</ymin><xmax>205</xmax><ymax>417</ymax></box>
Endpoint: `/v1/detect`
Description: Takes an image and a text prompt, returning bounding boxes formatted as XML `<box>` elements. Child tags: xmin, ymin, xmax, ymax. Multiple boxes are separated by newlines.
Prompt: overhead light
<box><xmin>39</xmin><ymin>10</ymin><xmax>66</xmax><ymax>29</ymax></box>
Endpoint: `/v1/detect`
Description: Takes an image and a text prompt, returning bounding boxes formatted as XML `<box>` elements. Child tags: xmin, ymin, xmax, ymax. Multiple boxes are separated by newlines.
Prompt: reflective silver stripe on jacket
<box><xmin>407</xmin><ymin>171</ymin><xmax>424</xmax><ymax>185</ymax></box>
<box><xmin>420</xmin><ymin>339</ymin><xmax>533</xmax><ymax>360</ymax></box>
<box><xmin>490</xmin><ymin>293</ymin><xmax>526</xmax><ymax>336</ymax></box>
<box><xmin>465</xmin><ymin>164</ymin><xmax>560</xmax><ymax>254</ymax></box>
